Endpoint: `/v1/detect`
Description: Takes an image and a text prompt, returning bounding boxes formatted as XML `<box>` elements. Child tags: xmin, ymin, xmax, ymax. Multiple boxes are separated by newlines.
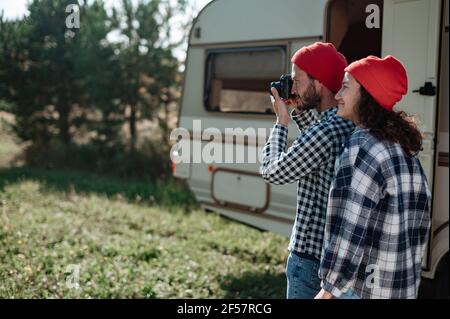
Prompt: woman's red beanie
<box><xmin>291</xmin><ymin>42</ymin><xmax>347</xmax><ymax>93</ymax></box>
<box><xmin>345</xmin><ymin>55</ymin><xmax>408</xmax><ymax>111</ymax></box>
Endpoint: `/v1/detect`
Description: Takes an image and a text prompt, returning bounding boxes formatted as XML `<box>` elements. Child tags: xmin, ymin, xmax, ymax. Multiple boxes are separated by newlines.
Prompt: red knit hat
<box><xmin>291</xmin><ymin>42</ymin><xmax>347</xmax><ymax>93</ymax></box>
<box><xmin>345</xmin><ymin>55</ymin><xmax>408</xmax><ymax>111</ymax></box>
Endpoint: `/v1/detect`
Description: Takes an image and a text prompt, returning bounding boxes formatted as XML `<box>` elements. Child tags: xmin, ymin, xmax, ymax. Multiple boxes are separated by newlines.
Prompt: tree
<box><xmin>0</xmin><ymin>14</ymin><xmax>24</xmax><ymax>114</ymax></box>
<box><xmin>110</xmin><ymin>0</ymin><xmax>186</xmax><ymax>150</ymax></box>
<box><xmin>72</xmin><ymin>1</ymin><xmax>124</xmax><ymax>145</ymax></box>
<box><xmin>0</xmin><ymin>0</ymin><xmax>84</xmax><ymax>144</ymax></box>
<box><xmin>0</xmin><ymin>0</ymin><xmax>190</xmax><ymax>178</ymax></box>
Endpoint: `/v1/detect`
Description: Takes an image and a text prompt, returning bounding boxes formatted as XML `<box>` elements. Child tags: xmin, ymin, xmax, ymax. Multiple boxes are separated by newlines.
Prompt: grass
<box><xmin>0</xmin><ymin>167</ymin><xmax>288</xmax><ymax>298</ymax></box>
<box><xmin>0</xmin><ymin>167</ymin><xmax>198</xmax><ymax>209</ymax></box>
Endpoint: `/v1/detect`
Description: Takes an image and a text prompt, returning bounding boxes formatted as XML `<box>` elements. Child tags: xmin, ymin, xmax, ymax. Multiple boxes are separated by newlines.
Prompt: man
<box><xmin>260</xmin><ymin>42</ymin><xmax>354</xmax><ymax>299</ymax></box>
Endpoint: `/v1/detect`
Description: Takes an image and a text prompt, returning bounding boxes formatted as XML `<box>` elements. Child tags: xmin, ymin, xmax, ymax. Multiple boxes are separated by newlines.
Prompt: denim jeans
<box><xmin>337</xmin><ymin>289</ymin><xmax>360</xmax><ymax>299</ymax></box>
<box><xmin>286</xmin><ymin>251</ymin><xmax>321</xmax><ymax>299</ymax></box>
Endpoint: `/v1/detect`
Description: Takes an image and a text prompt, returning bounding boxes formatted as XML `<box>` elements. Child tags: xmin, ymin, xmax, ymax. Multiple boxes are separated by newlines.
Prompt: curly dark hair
<box><xmin>357</xmin><ymin>87</ymin><xmax>423</xmax><ymax>156</ymax></box>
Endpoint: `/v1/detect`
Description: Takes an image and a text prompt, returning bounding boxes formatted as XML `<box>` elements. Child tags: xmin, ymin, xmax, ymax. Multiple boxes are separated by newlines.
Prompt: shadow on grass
<box><xmin>0</xmin><ymin>166</ymin><xmax>198</xmax><ymax>209</ymax></box>
<box><xmin>219</xmin><ymin>271</ymin><xmax>286</xmax><ymax>299</ymax></box>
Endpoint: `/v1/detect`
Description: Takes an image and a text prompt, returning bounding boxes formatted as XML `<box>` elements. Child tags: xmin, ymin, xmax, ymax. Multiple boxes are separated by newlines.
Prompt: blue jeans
<box><xmin>338</xmin><ymin>289</ymin><xmax>360</xmax><ymax>299</ymax></box>
<box><xmin>286</xmin><ymin>251</ymin><xmax>321</xmax><ymax>299</ymax></box>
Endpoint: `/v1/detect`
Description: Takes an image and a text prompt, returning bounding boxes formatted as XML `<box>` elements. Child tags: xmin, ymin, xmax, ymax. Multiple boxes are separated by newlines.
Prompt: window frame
<box><xmin>203</xmin><ymin>45</ymin><xmax>287</xmax><ymax>115</ymax></box>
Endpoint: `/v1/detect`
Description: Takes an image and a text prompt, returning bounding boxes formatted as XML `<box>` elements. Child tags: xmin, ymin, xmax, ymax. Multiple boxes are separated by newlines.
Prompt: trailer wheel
<box><xmin>419</xmin><ymin>253</ymin><xmax>449</xmax><ymax>299</ymax></box>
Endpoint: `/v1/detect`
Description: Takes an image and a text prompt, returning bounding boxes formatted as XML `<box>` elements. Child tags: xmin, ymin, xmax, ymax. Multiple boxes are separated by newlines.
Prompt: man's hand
<box><xmin>270</xmin><ymin>87</ymin><xmax>291</xmax><ymax>127</ymax></box>
<box><xmin>314</xmin><ymin>289</ymin><xmax>334</xmax><ymax>299</ymax></box>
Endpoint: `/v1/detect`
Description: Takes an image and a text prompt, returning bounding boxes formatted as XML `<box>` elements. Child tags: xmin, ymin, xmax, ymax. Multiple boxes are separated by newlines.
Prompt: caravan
<box><xmin>172</xmin><ymin>0</ymin><xmax>449</xmax><ymax>297</ymax></box>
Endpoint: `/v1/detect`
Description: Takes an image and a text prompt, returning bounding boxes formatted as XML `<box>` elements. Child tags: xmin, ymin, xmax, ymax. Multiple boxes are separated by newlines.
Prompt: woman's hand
<box><xmin>314</xmin><ymin>289</ymin><xmax>334</xmax><ymax>299</ymax></box>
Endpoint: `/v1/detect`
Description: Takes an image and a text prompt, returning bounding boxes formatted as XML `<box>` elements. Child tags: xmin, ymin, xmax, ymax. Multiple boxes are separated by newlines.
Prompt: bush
<box><xmin>0</xmin><ymin>166</ymin><xmax>198</xmax><ymax>209</ymax></box>
<box><xmin>22</xmin><ymin>139</ymin><xmax>170</xmax><ymax>181</ymax></box>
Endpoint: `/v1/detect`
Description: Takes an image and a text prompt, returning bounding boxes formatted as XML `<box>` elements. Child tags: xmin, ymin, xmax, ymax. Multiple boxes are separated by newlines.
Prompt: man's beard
<box><xmin>295</xmin><ymin>82</ymin><xmax>321</xmax><ymax>111</ymax></box>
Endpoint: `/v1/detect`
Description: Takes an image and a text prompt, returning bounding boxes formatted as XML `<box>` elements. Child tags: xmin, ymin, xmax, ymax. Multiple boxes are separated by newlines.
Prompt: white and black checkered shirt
<box><xmin>319</xmin><ymin>128</ymin><xmax>431</xmax><ymax>299</ymax></box>
<box><xmin>260</xmin><ymin>107</ymin><xmax>354</xmax><ymax>260</ymax></box>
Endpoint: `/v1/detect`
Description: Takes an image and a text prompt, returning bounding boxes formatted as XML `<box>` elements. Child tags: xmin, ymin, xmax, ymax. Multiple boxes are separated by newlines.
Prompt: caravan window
<box><xmin>326</xmin><ymin>0</ymin><xmax>383</xmax><ymax>63</ymax></box>
<box><xmin>204</xmin><ymin>47</ymin><xmax>286</xmax><ymax>114</ymax></box>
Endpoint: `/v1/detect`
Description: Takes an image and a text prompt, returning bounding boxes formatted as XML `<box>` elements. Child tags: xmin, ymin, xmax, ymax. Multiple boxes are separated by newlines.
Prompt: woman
<box><xmin>315</xmin><ymin>55</ymin><xmax>431</xmax><ymax>299</ymax></box>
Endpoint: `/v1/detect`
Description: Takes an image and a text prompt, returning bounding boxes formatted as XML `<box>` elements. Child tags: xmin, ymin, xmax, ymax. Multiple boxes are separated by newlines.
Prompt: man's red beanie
<box><xmin>345</xmin><ymin>55</ymin><xmax>408</xmax><ymax>111</ymax></box>
<box><xmin>291</xmin><ymin>42</ymin><xmax>347</xmax><ymax>93</ymax></box>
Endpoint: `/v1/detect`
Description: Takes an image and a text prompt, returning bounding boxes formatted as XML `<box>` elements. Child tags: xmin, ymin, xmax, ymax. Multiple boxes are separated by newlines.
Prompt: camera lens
<box><xmin>270</xmin><ymin>74</ymin><xmax>295</xmax><ymax>99</ymax></box>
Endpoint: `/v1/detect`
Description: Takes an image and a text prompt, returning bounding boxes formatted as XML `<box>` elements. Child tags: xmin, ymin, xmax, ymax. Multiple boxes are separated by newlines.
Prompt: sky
<box><xmin>0</xmin><ymin>0</ymin><xmax>211</xmax><ymax>61</ymax></box>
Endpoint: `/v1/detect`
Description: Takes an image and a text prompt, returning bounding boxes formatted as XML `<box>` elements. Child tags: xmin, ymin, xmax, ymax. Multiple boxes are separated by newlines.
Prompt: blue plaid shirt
<box><xmin>319</xmin><ymin>128</ymin><xmax>431</xmax><ymax>299</ymax></box>
<box><xmin>260</xmin><ymin>107</ymin><xmax>354</xmax><ymax>260</ymax></box>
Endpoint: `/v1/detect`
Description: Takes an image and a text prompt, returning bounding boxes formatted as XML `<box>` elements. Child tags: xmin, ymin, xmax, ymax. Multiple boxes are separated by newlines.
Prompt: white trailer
<box><xmin>172</xmin><ymin>0</ymin><xmax>449</xmax><ymax>297</ymax></box>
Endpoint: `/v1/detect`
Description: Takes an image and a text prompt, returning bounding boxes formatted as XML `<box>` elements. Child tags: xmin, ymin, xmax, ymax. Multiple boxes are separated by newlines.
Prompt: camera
<box><xmin>270</xmin><ymin>74</ymin><xmax>295</xmax><ymax>99</ymax></box>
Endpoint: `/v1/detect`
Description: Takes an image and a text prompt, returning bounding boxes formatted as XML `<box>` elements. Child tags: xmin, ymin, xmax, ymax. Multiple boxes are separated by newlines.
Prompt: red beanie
<box><xmin>291</xmin><ymin>42</ymin><xmax>347</xmax><ymax>93</ymax></box>
<box><xmin>345</xmin><ymin>55</ymin><xmax>408</xmax><ymax>111</ymax></box>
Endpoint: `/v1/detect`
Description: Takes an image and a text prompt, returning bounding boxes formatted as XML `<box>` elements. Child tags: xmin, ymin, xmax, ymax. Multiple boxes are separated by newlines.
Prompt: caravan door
<box><xmin>382</xmin><ymin>0</ymin><xmax>443</xmax><ymax>271</ymax></box>
<box><xmin>326</xmin><ymin>0</ymin><xmax>444</xmax><ymax>272</ymax></box>
<box><xmin>382</xmin><ymin>0</ymin><xmax>441</xmax><ymax>186</ymax></box>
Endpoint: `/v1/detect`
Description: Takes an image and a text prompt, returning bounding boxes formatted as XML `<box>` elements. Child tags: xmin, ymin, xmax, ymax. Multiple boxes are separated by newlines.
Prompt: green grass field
<box><xmin>0</xmin><ymin>167</ymin><xmax>288</xmax><ymax>298</ymax></box>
